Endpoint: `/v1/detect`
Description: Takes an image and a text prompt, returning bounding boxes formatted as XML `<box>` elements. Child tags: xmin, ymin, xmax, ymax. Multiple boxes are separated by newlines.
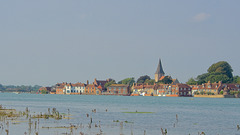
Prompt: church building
<box><xmin>154</xmin><ymin>59</ymin><xmax>180</xmax><ymax>84</ymax></box>
<box><xmin>155</xmin><ymin>59</ymin><xmax>165</xmax><ymax>82</ymax></box>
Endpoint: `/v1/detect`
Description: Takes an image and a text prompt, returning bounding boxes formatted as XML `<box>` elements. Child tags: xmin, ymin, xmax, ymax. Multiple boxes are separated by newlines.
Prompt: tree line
<box><xmin>104</xmin><ymin>75</ymin><xmax>173</xmax><ymax>88</ymax></box>
<box><xmin>0</xmin><ymin>84</ymin><xmax>42</xmax><ymax>93</ymax></box>
<box><xmin>187</xmin><ymin>61</ymin><xmax>240</xmax><ymax>85</ymax></box>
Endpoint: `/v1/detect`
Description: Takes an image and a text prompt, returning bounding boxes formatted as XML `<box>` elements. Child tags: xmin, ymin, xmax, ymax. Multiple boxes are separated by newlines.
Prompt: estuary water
<box><xmin>0</xmin><ymin>93</ymin><xmax>240</xmax><ymax>135</ymax></box>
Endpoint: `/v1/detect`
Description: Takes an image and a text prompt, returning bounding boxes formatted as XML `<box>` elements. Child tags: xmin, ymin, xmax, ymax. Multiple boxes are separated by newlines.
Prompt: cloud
<box><xmin>193</xmin><ymin>13</ymin><xmax>211</xmax><ymax>22</ymax></box>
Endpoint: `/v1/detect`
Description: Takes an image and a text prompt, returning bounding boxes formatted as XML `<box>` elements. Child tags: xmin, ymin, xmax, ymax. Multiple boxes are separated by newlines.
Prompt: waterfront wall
<box><xmin>194</xmin><ymin>95</ymin><xmax>238</xmax><ymax>98</ymax></box>
<box><xmin>194</xmin><ymin>95</ymin><xmax>224</xmax><ymax>98</ymax></box>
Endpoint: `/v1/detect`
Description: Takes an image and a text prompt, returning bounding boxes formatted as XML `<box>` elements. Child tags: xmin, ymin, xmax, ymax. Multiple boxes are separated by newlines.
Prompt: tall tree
<box><xmin>233</xmin><ymin>76</ymin><xmax>240</xmax><ymax>84</ymax></box>
<box><xmin>189</xmin><ymin>61</ymin><xmax>234</xmax><ymax>84</ymax></box>
<box><xmin>118</xmin><ymin>77</ymin><xmax>135</xmax><ymax>86</ymax></box>
<box><xmin>144</xmin><ymin>79</ymin><xmax>155</xmax><ymax>85</ymax></box>
<box><xmin>207</xmin><ymin>61</ymin><xmax>233</xmax><ymax>79</ymax></box>
<box><xmin>104</xmin><ymin>80</ymin><xmax>116</xmax><ymax>88</ymax></box>
<box><xmin>186</xmin><ymin>78</ymin><xmax>197</xmax><ymax>85</ymax></box>
<box><xmin>137</xmin><ymin>75</ymin><xmax>151</xmax><ymax>83</ymax></box>
<box><xmin>158</xmin><ymin>76</ymin><xmax>173</xmax><ymax>84</ymax></box>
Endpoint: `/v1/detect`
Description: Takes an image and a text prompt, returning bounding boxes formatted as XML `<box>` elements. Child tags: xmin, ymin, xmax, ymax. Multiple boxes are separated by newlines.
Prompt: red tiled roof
<box><xmin>159</xmin><ymin>76</ymin><xmax>166</xmax><ymax>80</ymax></box>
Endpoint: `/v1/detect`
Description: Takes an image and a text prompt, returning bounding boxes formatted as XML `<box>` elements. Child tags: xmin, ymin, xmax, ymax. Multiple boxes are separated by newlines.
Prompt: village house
<box><xmin>154</xmin><ymin>84</ymin><xmax>171</xmax><ymax>96</ymax></box>
<box><xmin>131</xmin><ymin>83</ymin><xmax>155</xmax><ymax>96</ymax></box>
<box><xmin>84</xmin><ymin>83</ymin><xmax>102</xmax><ymax>95</ymax></box>
<box><xmin>38</xmin><ymin>87</ymin><xmax>52</xmax><ymax>94</ymax></box>
<box><xmin>155</xmin><ymin>83</ymin><xmax>192</xmax><ymax>97</ymax></box>
<box><xmin>73</xmin><ymin>82</ymin><xmax>86</xmax><ymax>94</ymax></box>
<box><xmin>56</xmin><ymin>85</ymin><xmax>65</xmax><ymax>94</ymax></box>
<box><xmin>105</xmin><ymin>84</ymin><xmax>130</xmax><ymax>96</ymax></box>
<box><xmin>172</xmin><ymin>83</ymin><xmax>192</xmax><ymax>97</ymax></box>
<box><xmin>93</xmin><ymin>78</ymin><xmax>112</xmax><ymax>91</ymax></box>
<box><xmin>190</xmin><ymin>81</ymin><xmax>222</xmax><ymax>95</ymax></box>
<box><xmin>221</xmin><ymin>83</ymin><xmax>240</xmax><ymax>92</ymax></box>
<box><xmin>55</xmin><ymin>82</ymin><xmax>86</xmax><ymax>95</ymax></box>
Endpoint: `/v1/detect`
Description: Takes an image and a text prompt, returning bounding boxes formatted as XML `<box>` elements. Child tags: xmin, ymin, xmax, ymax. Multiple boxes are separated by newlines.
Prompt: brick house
<box><xmin>38</xmin><ymin>87</ymin><xmax>52</xmax><ymax>94</ymax></box>
<box><xmin>154</xmin><ymin>83</ymin><xmax>192</xmax><ymax>97</ymax></box>
<box><xmin>106</xmin><ymin>84</ymin><xmax>130</xmax><ymax>96</ymax></box>
<box><xmin>172</xmin><ymin>83</ymin><xmax>192</xmax><ymax>97</ymax></box>
<box><xmin>190</xmin><ymin>81</ymin><xmax>222</xmax><ymax>95</ymax></box>
<box><xmin>85</xmin><ymin>84</ymin><xmax>102</xmax><ymax>95</ymax></box>
<box><xmin>56</xmin><ymin>85</ymin><xmax>64</xmax><ymax>94</ymax></box>
<box><xmin>93</xmin><ymin>78</ymin><xmax>112</xmax><ymax>91</ymax></box>
<box><xmin>154</xmin><ymin>84</ymin><xmax>171</xmax><ymax>96</ymax></box>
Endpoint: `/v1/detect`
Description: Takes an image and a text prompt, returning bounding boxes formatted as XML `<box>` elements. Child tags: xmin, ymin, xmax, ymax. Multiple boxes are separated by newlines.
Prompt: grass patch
<box><xmin>122</xmin><ymin>112</ymin><xmax>154</xmax><ymax>114</ymax></box>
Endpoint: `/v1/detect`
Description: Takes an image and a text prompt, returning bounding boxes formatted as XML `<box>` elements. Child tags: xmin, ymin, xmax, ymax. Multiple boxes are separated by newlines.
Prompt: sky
<box><xmin>0</xmin><ymin>0</ymin><xmax>240</xmax><ymax>86</ymax></box>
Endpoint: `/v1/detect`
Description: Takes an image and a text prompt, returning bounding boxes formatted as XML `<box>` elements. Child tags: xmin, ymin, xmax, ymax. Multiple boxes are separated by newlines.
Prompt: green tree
<box><xmin>208</xmin><ymin>61</ymin><xmax>233</xmax><ymax>79</ymax></box>
<box><xmin>118</xmin><ymin>77</ymin><xmax>135</xmax><ymax>86</ymax></box>
<box><xmin>186</xmin><ymin>78</ymin><xmax>197</xmax><ymax>85</ymax></box>
<box><xmin>206</xmin><ymin>73</ymin><xmax>230</xmax><ymax>83</ymax></box>
<box><xmin>41</xmin><ymin>89</ymin><xmax>48</xmax><ymax>94</ymax></box>
<box><xmin>104</xmin><ymin>80</ymin><xmax>116</xmax><ymax>88</ymax></box>
<box><xmin>196</xmin><ymin>73</ymin><xmax>209</xmax><ymax>84</ymax></box>
<box><xmin>158</xmin><ymin>76</ymin><xmax>173</xmax><ymax>84</ymax></box>
<box><xmin>137</xmin><ymin>75</ymin><xmax>151</xmax><ymax>83</ymax></box>
<box><xmin>144</xmin><ymin>79</ymin><xmax>155</xmax><ymax>85</ymax></box>
<box><xmin>191</xmin><ymin>61</ymin><xmax>234</xmax><ymax>84</ymax></box>
<box><xmin>233</xmin><ymin>76</ymin><xmax>240</xmax><ymax>84</ymax></box>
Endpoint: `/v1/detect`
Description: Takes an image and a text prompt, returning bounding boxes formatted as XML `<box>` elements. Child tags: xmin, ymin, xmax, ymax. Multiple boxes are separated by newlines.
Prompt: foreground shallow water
<box><xmin>0</xmin><ymin>93</ymin><xmax>240</xmax><ymax>135</ymax></box>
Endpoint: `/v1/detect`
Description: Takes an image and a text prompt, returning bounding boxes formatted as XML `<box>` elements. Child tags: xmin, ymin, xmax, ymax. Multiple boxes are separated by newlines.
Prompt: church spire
<box><xmin>155</xmin><ymin>59</ymin><xmax>165</xmax><ymax>75</ymax></box>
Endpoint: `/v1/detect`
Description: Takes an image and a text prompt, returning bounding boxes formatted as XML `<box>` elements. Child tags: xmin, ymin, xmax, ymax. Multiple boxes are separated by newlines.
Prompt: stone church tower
<box><xmin>155</xmin><ymin>59</ymin><xmax>165</xmax><ymax>82</ymax></box>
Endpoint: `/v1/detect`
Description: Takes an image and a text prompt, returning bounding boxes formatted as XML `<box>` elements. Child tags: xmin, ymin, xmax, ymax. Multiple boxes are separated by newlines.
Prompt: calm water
<box><xmin>0</xmin><ymin>93</ymin><xmax>240</xmax><ymax>135</ymax></box>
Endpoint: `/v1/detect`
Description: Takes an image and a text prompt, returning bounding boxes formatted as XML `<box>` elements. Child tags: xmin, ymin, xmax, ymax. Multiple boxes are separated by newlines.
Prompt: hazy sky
<box><xmin>0</xmin><ymin>1</ymin><xmax>239</xmax><ymax>86</ymax></box>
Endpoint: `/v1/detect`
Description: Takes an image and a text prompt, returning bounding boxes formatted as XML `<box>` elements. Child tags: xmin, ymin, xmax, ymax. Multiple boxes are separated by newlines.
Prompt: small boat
<box><xmin>140</xmin><ymin>92</ymin><xmax>145</xmax><ymax>96</ymax></box>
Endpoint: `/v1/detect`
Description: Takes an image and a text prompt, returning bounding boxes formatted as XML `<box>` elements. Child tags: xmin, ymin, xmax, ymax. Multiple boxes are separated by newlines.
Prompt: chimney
<box><xmin>87</xmin><ymin>80</ymin><xmax>89</xmax><ymax>85</ymax></box>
